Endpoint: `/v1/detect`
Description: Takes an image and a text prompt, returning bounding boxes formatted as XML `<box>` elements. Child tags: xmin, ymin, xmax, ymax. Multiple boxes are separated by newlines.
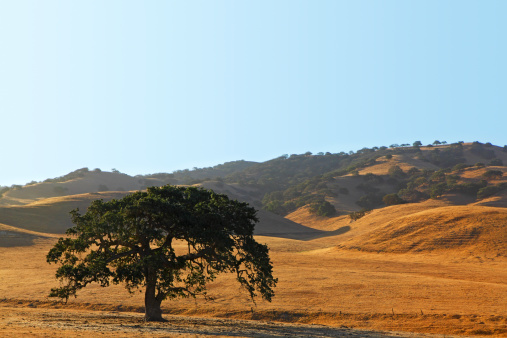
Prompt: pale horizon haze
<box><xmin>0</xmin><ymin>1</ymin><xmax>506</xmax><ymax>186</ymax></box>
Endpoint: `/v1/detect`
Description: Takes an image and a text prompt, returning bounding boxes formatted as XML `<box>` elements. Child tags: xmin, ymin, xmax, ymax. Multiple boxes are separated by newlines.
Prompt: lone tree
<box><xmin>47</xmin><ymin>185</ymin><xmax>277</xmax><ymax>321</ymax></box>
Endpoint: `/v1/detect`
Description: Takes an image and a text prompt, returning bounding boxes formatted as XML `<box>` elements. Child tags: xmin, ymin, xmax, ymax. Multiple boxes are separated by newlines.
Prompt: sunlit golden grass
<box><xmin>1</xmin><ymin>232</ymin><xmax>506</xmax><ymax>336</ymax></box>
<box><xmin>341</xmin><ymin>205</ymin><xmax>507</xmax><ymax>256</ymax></box>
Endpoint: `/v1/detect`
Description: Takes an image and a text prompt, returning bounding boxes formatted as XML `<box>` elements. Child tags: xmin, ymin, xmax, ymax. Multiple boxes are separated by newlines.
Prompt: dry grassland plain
<box><xmin>0</xmin><ymin>223</ymin><xmax>506</xmax><ymax>337</ymax></box>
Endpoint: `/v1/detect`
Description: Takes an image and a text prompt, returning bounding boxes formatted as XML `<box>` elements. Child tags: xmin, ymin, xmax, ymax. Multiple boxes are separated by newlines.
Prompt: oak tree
<box><xmin>47</xmin><ymin>185</ymin><xmax>277</xmax><ymax>321</ymax></box>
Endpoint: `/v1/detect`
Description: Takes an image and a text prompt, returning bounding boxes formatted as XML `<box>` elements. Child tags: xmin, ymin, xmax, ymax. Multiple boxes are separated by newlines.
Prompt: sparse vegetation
<box><xmin>483</xmin><ymin>170</ymin><xmax>503</xmax><ymax>180</ymax></box>
<box><xmin>382</xmin><ymin>193</ymin><xmax>405</xmax><ymax>206</ymax></box>
<box><xmin>348</xmin><ymin>208</ymin><xmax>371</xmax><ymax>221</ymax></box>
<box><xmin>477</xmin><ymin>183</ymin><xmax>507</xmax><ymax>199</ymax></box>
<box><xmin>308</xmin><ymin>200</ymin><xmax>337</xmax><ymax>217</ymax></box>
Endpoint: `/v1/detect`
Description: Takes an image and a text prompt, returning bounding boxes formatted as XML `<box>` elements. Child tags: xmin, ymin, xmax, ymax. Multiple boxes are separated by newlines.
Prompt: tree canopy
<box><xmin>47</xmin><ymin>185</ymin><xmax>277</xmax><ymax>321</ymax></box>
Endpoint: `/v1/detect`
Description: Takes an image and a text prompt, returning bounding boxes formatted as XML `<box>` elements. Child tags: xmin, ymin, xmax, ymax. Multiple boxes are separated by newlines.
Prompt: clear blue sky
<box><xmin>0</xmin><ymin>1</ymin><xmax>506</xmax><ymax>186</ymax></box>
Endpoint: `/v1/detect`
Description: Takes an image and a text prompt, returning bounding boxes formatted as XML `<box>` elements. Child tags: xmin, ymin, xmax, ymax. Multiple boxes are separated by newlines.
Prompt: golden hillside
<box><xmin>340</xmin><ymin>205</ymin><xmax>507</xmax><ymax>256</ymax></box>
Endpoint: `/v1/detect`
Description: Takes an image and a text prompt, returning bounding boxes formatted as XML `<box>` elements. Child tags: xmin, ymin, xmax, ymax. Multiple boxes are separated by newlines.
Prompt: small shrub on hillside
<box><xmin>429</xmin><ymin>170</ymin><xmax>446</xmax><ymax>182</ymax></box>
<box><xmin>453</xmin><ymin>163</ymin><xmax>470</xmax><ymax>172</ymax></box>
<box><xmin>430</xmin><ymin>182</ymin><xmax>448</xmax><ymax>198</ymax></box>
<box><xmin>308</xmin><ymin>200</ymin><xmax>337</xmax><ymax>217</ymax></box>
<box><xmin>483</xmin><ymin>170</ymin><xmax>503</xmax><ymax>180</ymax></box>
<box><xmin>382</xmin><ymin>193</ymin><xmax>405</xmax><ymax>206</ymax></box>
<box><xmin>388</xmin><ymin>165</ymin><xmax>405</xmax><ymax>179</ymax></box>
<box><xmin>349</xmin><ymin>209</ymin><xmax>371</xmax><ymax>221</ymax></box>
<box><xmin>398</xmin><ymin>188</ymin><xmax>429</xmax><ymax>203</ymax></box>
<box><xmin>339</xmin><ymin>187</ymin><xmax>349</xmax><ymax>195</ymax></box>
<box><xmin>407</xmin><ymin>167</ymin><xmax>420</xmax><ymax>176</ymax></box>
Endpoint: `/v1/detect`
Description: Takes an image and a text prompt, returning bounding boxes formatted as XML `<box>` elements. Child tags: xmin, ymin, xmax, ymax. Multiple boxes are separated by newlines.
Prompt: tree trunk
<box><xmin>144</xmin><ymin>280</ymin><xmax>165</xmax><ymax>321</ymax></box>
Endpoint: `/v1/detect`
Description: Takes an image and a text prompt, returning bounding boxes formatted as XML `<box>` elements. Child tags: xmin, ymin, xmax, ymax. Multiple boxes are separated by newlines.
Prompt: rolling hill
<box><xmin>0</xmin><ymin>140</ymin><xmax>506</xmax><ymax>253</ymax></box>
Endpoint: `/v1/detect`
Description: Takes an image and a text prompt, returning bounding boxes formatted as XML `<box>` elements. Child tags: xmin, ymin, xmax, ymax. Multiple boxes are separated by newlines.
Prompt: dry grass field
<box><xmin>1</xmin><ymin>208</ymin><xmax>506</xmax><ymax>337</ymax></box>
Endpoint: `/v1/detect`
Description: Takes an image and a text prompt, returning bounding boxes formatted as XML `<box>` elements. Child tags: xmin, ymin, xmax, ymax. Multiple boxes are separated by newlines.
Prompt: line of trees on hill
<box><xmin>2</xmin><ymin>141</ymin><xmax>506</xmax><ymax>217</ymax></box>
<box><xmin>248</xmin><ymin>141</ymin><xmax>507</xmax><ymax>217</ymax></box>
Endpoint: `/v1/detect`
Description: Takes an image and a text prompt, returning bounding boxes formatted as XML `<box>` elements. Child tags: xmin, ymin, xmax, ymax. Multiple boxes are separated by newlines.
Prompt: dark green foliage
<box><xmin>451</xmin><ymin>181</ymin><xmax>487</xmax><ymax>196</ymax></box>
<box><xmin>423</xmin><ymin>144</ymin><xmax>465</xmax><ymax>167</ymax></box>
<box><xmin>254</xmin><ymin>151</ymin><xmax>388</xmax><ymax>214</ymax></box>
<box><xmin>398</xmin><ymin>188</ymin><xmax>429</xmax><ymax>203</ymax></box>
<box><xmin>453</xmin><ymin>163</ymin><xmax>470</xmax><ymax>172</ymax></box>
<box><xmin>477</xmin><ymin>183</ymin><xmax>507</xmax><ymax>199</ymax></box>
<box><xmin>430</xmin><ymin>182</ymin><xmax>449</xmax><ymax>198</ymax></box>
<box><xmin>429</xmin><ymin>170</ymin><xmax>446</xmax><ymax>182</ymax></box>
<box><xmin>97</xmin><ymin>184</ymin><xmax>109</xmax><ymax>192</ymax></box>
<box><xmin>362</xmin><ymin>173</ymin><xmax>384</xmax><ymax>184</ymax></box>
<box><xmin>385</xmin><ymin>154</ymin><xmax>393</xmax><ymax>160</ymax></box>
<box><xmin>388</xmin><ymin>165</ymin><xmax>405</xmax><ymax>179</ymax></box>
<box><xmin>407</xmin><ymin>167</ymin><xmax>420</xmax><ymax>176</ymax></box>
<box><xmin>488</xmin><ymin>158</ymin><xmax>503</xmax><ymax>166</ymax></box>
<box><xmin>413</xmin><ymin>141</ymin><xmax>422</xmax><ymax>147</ymax></box>
<box><xmin>308</xmin><ymin>200</ymin><xmax>337</xmax><ymax>217</ymax></box>
<box><xmin>382</xmin><ymin>193</ymin><xmax>405</xmax><ymax>206</ymax></box>
<box><xmin>349</xmin><ymin>209</ymin><xmax>371</xmax><ymax>221</ymax></box>
<box><xmin>47</xmin><ymin>185</ymin><xmax>277</xmax><ymax>321</ymax></box>
<box><xmin>475</xmin><ymin>162</ymin><xmax>486</xmax><ymax>168</ymax></box>
<box><xmin>483</xmin><ymin>170</ymin><xmax>503</xmax><ymax>180</ymax></box>
<box><xmin>147</xmin><ymin>161</ymin><xmax>256</xmax><ymax>184</ymax></box>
